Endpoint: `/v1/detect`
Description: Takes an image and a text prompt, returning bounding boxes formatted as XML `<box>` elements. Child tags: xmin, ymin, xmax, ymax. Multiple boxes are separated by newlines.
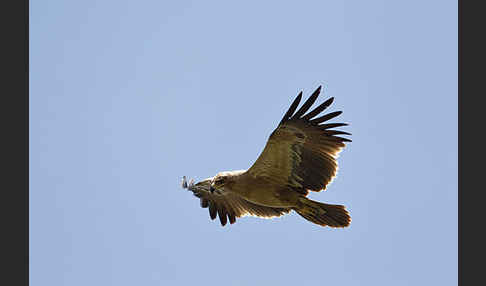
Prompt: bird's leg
<box><xmin>182</xmin><ymin>176</ymin><xmax>188</xmax><ymax>189</ymax></box>
<box><xmin>181</xmin><ymin>176</ymin><xmax>195</xmax><ymax>191</ymax></box>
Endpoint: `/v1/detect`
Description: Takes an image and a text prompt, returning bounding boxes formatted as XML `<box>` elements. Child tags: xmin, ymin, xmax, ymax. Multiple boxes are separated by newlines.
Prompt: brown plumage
<box><xmin>182</xmin><ymin>85</ymin><xmax>351</xmax><ymax>228</ymax></box>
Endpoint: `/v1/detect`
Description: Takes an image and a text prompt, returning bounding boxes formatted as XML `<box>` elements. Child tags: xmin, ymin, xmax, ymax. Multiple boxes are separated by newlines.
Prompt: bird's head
<box><xmin>182</xmin><ymin>175</ymin><xmax>226</xmax><ymax>194</ymax></box>
<box><xmin>210</xmin><ymin>173</ymin><xmax>229</xmax><ymax>192</ymax></box>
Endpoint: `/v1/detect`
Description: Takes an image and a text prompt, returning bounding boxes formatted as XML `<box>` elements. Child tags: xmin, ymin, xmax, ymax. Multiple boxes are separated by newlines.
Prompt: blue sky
<box><xmin>30</xmin><ymin>1</ymin><xmax>457</xmax><ymax>285</ymax></box>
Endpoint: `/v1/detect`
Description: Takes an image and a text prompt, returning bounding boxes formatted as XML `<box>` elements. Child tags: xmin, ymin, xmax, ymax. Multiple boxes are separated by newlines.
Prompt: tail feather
<box><xmin>295</xmin><ymin>197</ymin><xmax>351</xmax><ymax>228</ymax></box>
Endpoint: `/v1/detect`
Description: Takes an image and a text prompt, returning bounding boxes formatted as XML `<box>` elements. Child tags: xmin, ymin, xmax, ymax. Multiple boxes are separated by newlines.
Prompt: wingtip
<box><xmin>310</xmin><ymin>110</ymin><xmax>343</xmax><ymax>124</ymax></box>
<box><xmin>279</xmin><ymin>91</ymin><xmax>303</xmax><ymax>125</ymax></box>
<box><xmin>312</xmin><ymin>85</ymin><xmax>322</xmax><ymax>97</ymax></box>
<box><xmin>338</xmin><ymin>137</ymin><xmax>352</xmax><ymax>142</ymax></box>
<box><xmin>292</xmin><ymin>87</ymin><xmax>322</xmax><ymax>119</ymax></box>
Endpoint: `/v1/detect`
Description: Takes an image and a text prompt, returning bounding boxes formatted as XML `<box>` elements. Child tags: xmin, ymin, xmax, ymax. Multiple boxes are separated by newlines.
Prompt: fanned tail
<box><xmin>295</xmin><ymin>197</ymin><xmax>351</xmax><ymax>228</ymax></box>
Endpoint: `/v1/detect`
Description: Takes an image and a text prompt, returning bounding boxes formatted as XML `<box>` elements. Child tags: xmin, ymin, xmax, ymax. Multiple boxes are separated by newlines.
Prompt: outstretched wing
<box><xmin>182</xmin><ymin>177</ymin><xmax>291</xmax><ymax>226</ymax></box>
<box><xmin>247</xmin><ymin>86</ymin><xmax>351</xmax><ymax>194</ymax></box>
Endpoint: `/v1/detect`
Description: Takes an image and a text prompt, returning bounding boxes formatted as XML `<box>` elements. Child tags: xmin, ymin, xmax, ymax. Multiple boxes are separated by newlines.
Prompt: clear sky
<box><xmin>30</xmin><ymin>1</ymin><xmax>457</xmax><ymax>285</ymax></box>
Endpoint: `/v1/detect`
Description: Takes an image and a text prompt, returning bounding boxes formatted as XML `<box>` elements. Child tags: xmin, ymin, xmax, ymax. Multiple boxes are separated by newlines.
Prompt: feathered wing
<box><xmin>247</xmin><ymin>86</ymin><xmax>351</xmax><ymax>194</ymax></box>
<box><xmin>186</xmin><ymin>178</ymin><xmax>291</xmax><ymax>226</ymax></box>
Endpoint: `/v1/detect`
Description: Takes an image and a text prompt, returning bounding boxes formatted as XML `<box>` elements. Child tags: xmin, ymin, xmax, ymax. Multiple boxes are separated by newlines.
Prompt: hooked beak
<box><xmin>209</xmin><ymin>185</ymin><xmax>215</xmax><ymax>193</ymax></box>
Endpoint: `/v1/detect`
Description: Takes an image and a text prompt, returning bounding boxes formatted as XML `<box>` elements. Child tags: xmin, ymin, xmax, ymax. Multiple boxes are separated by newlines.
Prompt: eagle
<box><xmin>182</xmin><ymin>85</ymin><xmax>351</xmax><ymax>228</ymax></box>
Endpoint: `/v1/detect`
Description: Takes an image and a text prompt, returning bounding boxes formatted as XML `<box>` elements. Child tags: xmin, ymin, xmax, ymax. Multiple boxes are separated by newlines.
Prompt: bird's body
<box><xmin>214</xmin><ymin>171</ymin><xmax>301</xmax><ymax>208</ymax></box>
<box><xmin>182</xmin><ymin>85</ymin><xmax>352</xmax><ymax>228</ymax></box>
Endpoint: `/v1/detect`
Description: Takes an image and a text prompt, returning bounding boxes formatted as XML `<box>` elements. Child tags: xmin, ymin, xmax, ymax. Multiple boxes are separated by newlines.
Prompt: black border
<box><xmin>459</xmin><ymin>0</ymin><xmax>479</xmax><ymax>285</ymax></box>
<box><xmin>2</xmin><ymin>0</ymin><xmax>28</xmax><ymax>284</ymax></box>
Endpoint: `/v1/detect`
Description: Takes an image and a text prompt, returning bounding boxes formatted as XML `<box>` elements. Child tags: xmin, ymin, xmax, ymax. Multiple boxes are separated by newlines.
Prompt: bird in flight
<box><xmin>182</xmin><ymin>85</ymin><xmax>351</xmax><ymax>228</ymax></box>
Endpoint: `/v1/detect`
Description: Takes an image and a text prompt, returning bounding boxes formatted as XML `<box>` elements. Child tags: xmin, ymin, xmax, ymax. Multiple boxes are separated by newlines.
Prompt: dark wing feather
<box><xmin>208</xmin><ymin>202</ymin><xmax>218</xmax><ymax>220</ymax></box>
<box><xmin>310</xmin><ymin>111</ymin><xmax>343</xmax><ymax>124</ymax></box>
<box><xmin>301</xmin><ymin>97</ymin><xmax>334</xmax><ymax>120</ymax></box>
<box><xmin>247</xmin><ymin>86</ymin><xmax>351</xmax><ymax>194</ymax></box>
<box><xmin>187</xmin><ymin>180</ymin><xmax>291</xmax><ymax>227</ymax></box>
<box><xmin>291</xmin><ymin>86</ymin><xmax>321</xmax><ymax>119</ymax></box>
<box><xmin>278</xmin><ymin>91</ymin><xmax>302</xmax><ymax>126</ymax></box>
<box><xmin>200</xmin><ymin>198</ymin><xmax>209</xmax><ymax>208</ymax></box>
